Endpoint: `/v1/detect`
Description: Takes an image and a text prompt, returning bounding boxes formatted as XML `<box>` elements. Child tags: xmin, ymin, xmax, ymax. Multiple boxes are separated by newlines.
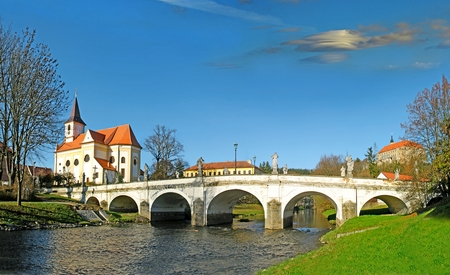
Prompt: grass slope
<box><xmin>258</xmin><ymin>203</ymin><xmax>450</xmax><ymax>275</ymax></box>
<box><xmin>0</xmin><ymin>202</ymin><xmax>85</xmax><ymax>225</ymax></box>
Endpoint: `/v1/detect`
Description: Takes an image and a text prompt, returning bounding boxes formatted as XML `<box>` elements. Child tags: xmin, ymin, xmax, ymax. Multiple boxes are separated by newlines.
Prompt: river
<box><xmin>0</xmin><ymin>209</ymin><xmax>333</xmax><ymax>275</ymax></box>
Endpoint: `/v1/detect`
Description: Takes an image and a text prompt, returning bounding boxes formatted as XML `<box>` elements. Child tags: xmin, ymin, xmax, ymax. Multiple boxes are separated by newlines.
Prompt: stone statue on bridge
<box><xmin>144</xmin><ymin>163</ymin><xmax>149</xmax><ymax>180</ymax></box>
<box><xmin>197</xmin><ymin>157</ymin><xmax>204</xmax><ymax>176</ymax></box>
<box><xmin>346</xmin><ymin>155</ymin><xmax>354</xmax><ymax>178</ymax></box>
<box><xmin>395</xmin><ymin>168</ymin><xmax>400</xmax><ymax>181</ymax></box>
<box><xmin>340</xmin><ymin>166</ymin><xmax>346</xmax><ymax>177</ymax></box>
<box><xmin>283</xmin><ymin>164</ymin><xmax>288</xmax><ymax>175</ymax></box>
<box><xmin>271</xmin><ymin>152</ymin><xmax>278</xmax><ymax>175</ymax></box>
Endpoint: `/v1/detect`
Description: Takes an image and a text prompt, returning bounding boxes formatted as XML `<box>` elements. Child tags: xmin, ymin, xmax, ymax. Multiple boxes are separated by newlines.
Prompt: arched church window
<box><xmin>67</xmin><ymin>125</ymin><xmax>71</xmax><ymax>135</ymax></box>
<box><xmin>110</xmin><ymin>156</ymin><xmax>115</xmax><ymax>163</ymax></box>
<box><xmin>133</xmin><ymin>158</ymin><xmax>137</xmax><ymax>165</ymax></box>
<box><xmin>65</xmin><ymin>160</ymin><xmax>70</xmax><ymax>167</ymax></box>
<box><xmin>74</xmin><ymin>159</ymin><xmax>79</xmax><ymax>166</ymax></box>
<box><xmin>121</xmin><ymin>157</ymin><xmax>125</xmax><ymax>163</ymax></box>
<box><xmin>84</xmin><ymin>154</ymin><xmax>90</xmax><ymax>162</ymax></box>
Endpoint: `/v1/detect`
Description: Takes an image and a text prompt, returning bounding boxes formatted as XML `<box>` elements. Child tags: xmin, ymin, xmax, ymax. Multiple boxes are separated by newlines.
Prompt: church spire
<box><xmin>64</xmin><ymin>95</ymin><xmax>86</xmax><ymax>142</ymax></box>
<box><xmin>65</xmin><ymin>96</ymin><xmax>86</xmax><ymax>126</ymax></box>
<box><xmin>390</xmin><ymin>134</ymin><xmax>394</xmax><ymax>144</ymax></box>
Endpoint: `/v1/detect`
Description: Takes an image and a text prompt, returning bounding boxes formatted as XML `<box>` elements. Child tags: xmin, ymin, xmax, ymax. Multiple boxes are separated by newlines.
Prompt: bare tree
<box><xmin>0</xmin><ymin>24</ymin><xmax>68</xmax><ymax>205</ymax></box>
<box><xmin>144</xmin><ymin>125</ymin><xmax>185</xmax><ymax>180</ymax></box>
<box><xmin>311</xmin><ymin>154</ymin><xmax>344</xmax><ymax>176</ymax></box>
<box><xmin>401</xmin><ymin>75</ymin><xmax>450</xmax><ymax>197</ymax></box>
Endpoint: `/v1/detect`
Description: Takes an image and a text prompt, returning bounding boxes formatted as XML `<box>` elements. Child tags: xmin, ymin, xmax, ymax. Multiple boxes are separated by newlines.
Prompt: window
<box><xmin>121</xmin><ymin>168</ymin><xmax>125</xmax><ymax>178</ymax></box>
<box><xmin>110</xmin><ymin>156</ymin><xmax>115</xmax><ymax>163</ymax></box>
<box><xmin>84</xmin><ymin>154</ymin><xmax>90</xmax><ymax>162</ymax></box>
<box><xmin>74</xmin><ymin>159</ymin><xmax>79</xmax><ymax>166</ymax></box>
<box><xmin>133</xmin><ymin>158</ymin><xmax>137</xmax><ymax>165</ymax></box>
<box><xmin>121</xmin><ymin>157</ymin><xmax>125</xmax><ymax>163</ymax></box>
<box><xmin>65</xmin><ymin>160</ymin><xmax>70</xmax><ymax>167</ymax></box>
<box><xmin>67</xmin><ymin>125</ymin><xmax>71</xmax><ymax>135</ymax></box>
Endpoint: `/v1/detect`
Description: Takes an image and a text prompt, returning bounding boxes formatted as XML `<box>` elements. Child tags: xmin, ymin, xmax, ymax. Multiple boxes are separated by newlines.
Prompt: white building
<box><xmin>54</xmin><ymin>97</ymin><xmax>142</xmax><ymax>184</ymax></box>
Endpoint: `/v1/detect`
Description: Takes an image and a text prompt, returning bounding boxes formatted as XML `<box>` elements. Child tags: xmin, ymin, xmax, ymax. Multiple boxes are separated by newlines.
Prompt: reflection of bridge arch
<box><xmin>206</xmin><ymin>189</ymin><xmax>265</xmax><ymax>226</ymax></box>
<box><xmin>283</xmin><ymin>191</ymin><xmax>340</xmax><ymax>228</ymax></box>
<box><xmin>359</xmin><ymin>193</ymin><xmax>408</xmax><ymax>215</ymax></box>
<box><xmin>110</xmin><ymin>195</ymin><xmax>139</xmax><ymax>213</ymax></box>
<box><xmin>150</xmin><ymin>190</ymin><xmax>192</xmax><ymax>222</ymax></box>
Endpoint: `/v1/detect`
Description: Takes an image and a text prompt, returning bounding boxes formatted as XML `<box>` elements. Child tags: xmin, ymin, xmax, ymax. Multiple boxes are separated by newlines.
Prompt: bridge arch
<box><xmin>109</xmin><ymin>195</ymin><xmax>139</xmax><ymax>213</ymax></box>
<box><xmin>150</xmin><ymin>189</ymin><xmax>192</xmax><ymax>222</ymax></box>
<box><xmin>86</xmin><ymin>196</ymin><xmax>100</xmax><ymax>206</ymax></box>
<box><xmin>283</xmin><ymin>191</ymin><xmax>339</xmax><ymax>228</ymax></box>
<box><xmin>359</xmin><ymin>193</ymin><xmax>409</xmax><ymax>215</ymax></box>
<box><xmin>206</xmin><ymin>188</ymin><xmax>265</xmax><ymax>226</ymax></box>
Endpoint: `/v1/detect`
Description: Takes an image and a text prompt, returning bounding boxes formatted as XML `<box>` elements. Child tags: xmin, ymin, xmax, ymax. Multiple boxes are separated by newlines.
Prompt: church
<box><xmin>54</xmin><ymin>97</ymin><xmax>142</xmax><ymax>184</ymax></box>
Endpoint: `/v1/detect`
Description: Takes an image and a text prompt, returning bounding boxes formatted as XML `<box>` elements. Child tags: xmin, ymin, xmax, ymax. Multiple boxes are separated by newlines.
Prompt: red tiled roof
<box><xmin>185</xmin><ymin>160</ymin><xmax>256</xmax><ymax>171</ymax></box>
<box><xmin>378</xmin><ymin>172</ymin><xmax>413</xmax><ymax>181</ymax></box>
<box><xmin>57</xmin><ymin>124</ymin><xmax>142</xmax><ymax>152</ymax></box>
<box><xmin>378</xmin><ymin>140</ymin><xmax>422</xmax><ymax>154</ymax></box>
<box><xmin>95</xmin><ymin>158</ymin><xmax>116</xmax><ymax>171</ymax></box>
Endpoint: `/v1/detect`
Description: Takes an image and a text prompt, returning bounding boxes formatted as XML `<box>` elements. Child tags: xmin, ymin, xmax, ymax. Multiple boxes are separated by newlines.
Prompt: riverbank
<box><xmin>0</xmin><ymin>194</ymin><xmax>145</xmax><ymax>231</ymax></box>
<box><xmin>258</xmin><ymin>200</ymin><xmax>450</xmax><ymax>274</ymax></box>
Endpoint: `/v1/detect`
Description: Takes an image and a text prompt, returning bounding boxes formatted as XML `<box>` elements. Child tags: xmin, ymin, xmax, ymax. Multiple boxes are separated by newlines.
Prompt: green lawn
<box><xmin>258</xmin><ymin>203</ymin><xmax>450</xmax><ymax>275</ymax></box>
<box><xmin>0</xmin><ymin>202</ymin><xmax>85</xmax><ymax>225</ymax></box>
<box><xmin>233</xmin><ymin>203</ymin><xmax>264</xmax><ymax>219</ymax></box>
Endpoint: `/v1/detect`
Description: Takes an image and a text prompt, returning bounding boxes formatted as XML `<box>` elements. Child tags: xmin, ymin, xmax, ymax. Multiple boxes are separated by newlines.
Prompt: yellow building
<box><xmin>184</xmin><ymin>160</ymin><xmax>265</xmax><ymax>177</ymax></box>
<box><xmin>54</xmin><ymin>97</ymin><xmax>142</xmax><ymax>184</ymax></box>
<box><xmin>376</xmin><ymin>138</ymin><xmax>424</xmax><ymax>164</ymax></box>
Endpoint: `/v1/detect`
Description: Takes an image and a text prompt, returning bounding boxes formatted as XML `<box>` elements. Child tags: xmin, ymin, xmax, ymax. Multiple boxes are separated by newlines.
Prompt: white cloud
<box><xmin>412</xmin><ymin>62</ymin><xmax>440</xmax><ymax>69</ymax></box>
<box><xmin>300</xmin><ymin>53</ymin><xmax>349</xmax><ymax>64</ymax></box>
<box><xmin>283</xmin><ymin>29</ymin><xmax>416</xmax><ymax>52</ymax></box>
<box><xmin>159</xmin><ymin>0</ymin><xmax>282</xmax><ymax>24</ymax></box>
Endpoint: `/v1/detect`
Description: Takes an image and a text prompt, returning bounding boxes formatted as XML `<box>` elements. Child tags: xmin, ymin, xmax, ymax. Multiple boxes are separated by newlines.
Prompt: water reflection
<box><xmin>0</xmin><ymin>212</ymin><xmax>333</xmax><ymax>275</ymax></box>
<box><xmin>293</xmin><ymin>209</ymin><xmax>335</xmax><ymax>232</ymax></box>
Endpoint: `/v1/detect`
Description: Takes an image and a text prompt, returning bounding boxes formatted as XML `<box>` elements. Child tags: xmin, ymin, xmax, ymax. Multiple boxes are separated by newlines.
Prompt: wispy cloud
<box><xmin>283</xmin><ymin>28</ymin><xmax>417</xmax><ymax>52</ymax></box>
<box><xmin>159</xmin><ymin>0</ymin><xmax>282</xmax><ymax>24</ymax></box>
<box><xmin>412</xmin><ymin>61</ymin><xmax>440</xmax><ymax>69</ymax></box>
<box><xmin>299</xmin><ymin>53</ymin><xmax>349</xmax><ymax>64</ymax></box>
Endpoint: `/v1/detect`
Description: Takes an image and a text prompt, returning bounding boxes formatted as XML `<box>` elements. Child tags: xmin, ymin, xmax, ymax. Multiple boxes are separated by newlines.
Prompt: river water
<box><xmin>0</xmin><ymin>210</ymin><xmax>333</xmax><ymax>275</ymax></box>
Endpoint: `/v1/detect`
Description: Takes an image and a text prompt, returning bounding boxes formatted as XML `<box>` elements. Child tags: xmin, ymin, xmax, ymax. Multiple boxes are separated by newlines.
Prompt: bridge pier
<box><xmin>266</xmin><ymin>199</ymin><xmax>283</xmax><ymax>230</ymax></box>
<box><xmin>192</xmin><ymin>198</ymin><xmax>205</xmax><ymax>226</ymax></box>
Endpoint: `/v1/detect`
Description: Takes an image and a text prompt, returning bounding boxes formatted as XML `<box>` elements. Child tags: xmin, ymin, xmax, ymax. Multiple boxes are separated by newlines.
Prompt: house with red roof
<box><xmin>184</xmin><ymin>160</ymin><xmax>265</xmax><ymax>177</ymax></box>
<box><xmin>376</xmin><ymin>136</ymin><xmax>424</xmax><ymax>164</ymax></box>
<box><xmin>54</xmin><ymin>97</ymin><xmax>142</xmax><ymax>184</ymax></box>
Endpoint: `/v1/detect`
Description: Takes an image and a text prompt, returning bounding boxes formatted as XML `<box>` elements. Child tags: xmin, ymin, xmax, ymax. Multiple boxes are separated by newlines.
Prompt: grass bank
<box><xmin>0</xmin><ymin>194</ymin><xmax>141</xmax><ymax>229</ymax></box>
<box><xmin>233</xmin><ymin>203</ymin><xmax>264</xmax><ymax>220</ymax></box>
<box><xmin>0</xmin><ymin>201</ymin><xmax>87</xmax><ymax>229</ymax></box>
<box><xmin>258</xmin><ymin>202</ymin><xmax>450</xmax><ymax>274</ymax></box>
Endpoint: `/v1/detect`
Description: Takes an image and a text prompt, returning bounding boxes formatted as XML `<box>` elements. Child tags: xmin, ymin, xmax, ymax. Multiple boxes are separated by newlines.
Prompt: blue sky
<box><xmin>1</xmin><ymin>0</ymin><xmax>450</xmax><ymax>170</ymax></box>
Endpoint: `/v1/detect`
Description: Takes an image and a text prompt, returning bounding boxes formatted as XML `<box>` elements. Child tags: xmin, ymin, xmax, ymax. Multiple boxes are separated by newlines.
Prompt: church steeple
<box><xmin>390</xmin><ymin>134</ymin><xmax>394</xmax><ymax>144</ymax></box>
<box><xmin>64</xmin><ymin>96</ymin><xmax>86</xmax><ymax>142</ymax></box>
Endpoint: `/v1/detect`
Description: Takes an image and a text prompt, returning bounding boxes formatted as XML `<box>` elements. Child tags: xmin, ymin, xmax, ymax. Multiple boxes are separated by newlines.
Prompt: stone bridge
<box><xmin>56</xmin><ymin>175</ymin><xmax>416</xmax><ymax>229</ymax></box>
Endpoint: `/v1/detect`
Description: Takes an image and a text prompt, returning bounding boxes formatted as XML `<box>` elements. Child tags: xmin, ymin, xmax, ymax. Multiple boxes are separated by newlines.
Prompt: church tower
<box><xmin>64</xmin><ymin>96</ymin><xmax>86</xmax><ymax>142</ymax></box>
